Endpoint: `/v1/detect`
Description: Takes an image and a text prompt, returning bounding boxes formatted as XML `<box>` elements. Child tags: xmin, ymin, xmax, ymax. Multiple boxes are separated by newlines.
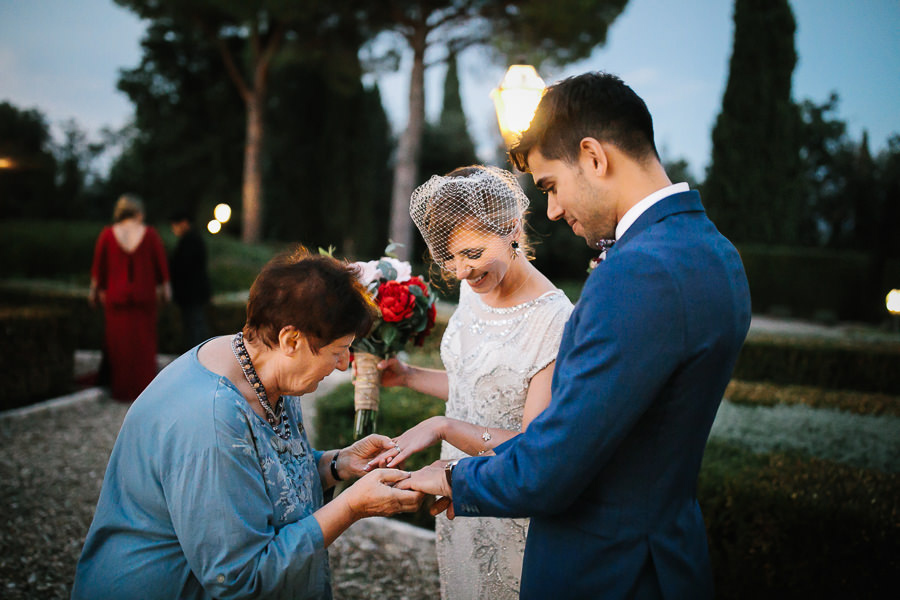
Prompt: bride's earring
<box><xmin>511</xmin><ymin>240</ymin><xmax>520</xmax><ymax>258</ymax></box>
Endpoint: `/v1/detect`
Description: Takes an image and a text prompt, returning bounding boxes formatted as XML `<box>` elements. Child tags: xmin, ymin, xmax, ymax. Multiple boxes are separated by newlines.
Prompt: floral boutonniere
<box><xmin>587</xmin><ymin>239</ymin><xmax>616</xmax><ymax>273</ymax></box>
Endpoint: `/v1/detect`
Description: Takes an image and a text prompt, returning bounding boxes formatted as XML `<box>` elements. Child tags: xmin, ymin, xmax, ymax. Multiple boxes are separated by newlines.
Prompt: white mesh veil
<box><xmin>409</xmin><ymin>166</ymin><xmax>530</xmax><ymax>273</ymax></box>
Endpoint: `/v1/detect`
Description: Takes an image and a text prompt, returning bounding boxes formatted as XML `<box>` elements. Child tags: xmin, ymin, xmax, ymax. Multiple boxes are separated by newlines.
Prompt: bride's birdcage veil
<box><xmin>409</xmin><ymin>165</ymin><xmax>530</xmax><ymax>272</ymax></box>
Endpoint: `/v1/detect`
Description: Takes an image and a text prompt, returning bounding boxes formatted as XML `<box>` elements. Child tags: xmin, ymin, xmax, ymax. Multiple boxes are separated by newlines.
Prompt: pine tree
<box><xmin>704</xmin><ymin>0</ymin><xmax>804</xmax><ymax>244</ymax></box>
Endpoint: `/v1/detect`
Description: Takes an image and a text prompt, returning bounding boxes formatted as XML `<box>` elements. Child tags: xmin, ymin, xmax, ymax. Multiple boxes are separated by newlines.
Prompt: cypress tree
<box><xmin>704</xmin><ymin>0</ymin><xmax>804</xmax><ymax>244</ymax></box>
<box><xmin>420</xmin><ymin>52</ymin><xmax>479</xmax><ymax>182</ymax></box>
<box><xmin>415</xmin><ymin>51</ymin><xmax>480</xmax><ymax>264</ymax></box>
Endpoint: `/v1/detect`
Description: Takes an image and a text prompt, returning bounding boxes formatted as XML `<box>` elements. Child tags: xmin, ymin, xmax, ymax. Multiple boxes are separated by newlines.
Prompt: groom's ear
<box><xmin>578</xmin><ymin>137</ymin><xmax>608</xmax><ymax>179</ymax></box>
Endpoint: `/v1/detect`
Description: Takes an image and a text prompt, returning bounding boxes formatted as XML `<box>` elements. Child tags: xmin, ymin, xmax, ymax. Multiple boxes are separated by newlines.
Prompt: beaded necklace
<box><xmin>231</xmin><ymin>332</ymin><xmax>292</xmax><ymax>441</ymax></box>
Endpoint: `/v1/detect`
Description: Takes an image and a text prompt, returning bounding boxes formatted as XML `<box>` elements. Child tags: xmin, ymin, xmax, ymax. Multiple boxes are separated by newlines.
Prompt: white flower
<box><xmin>352</xmin><ymin>260</ymin><xmax>382</xmax><ymax>285</ymax></box>
<box><xmin>381</xmin><ymin>257</ymin><xmax>412</xmax><ymax>282</ymax></box>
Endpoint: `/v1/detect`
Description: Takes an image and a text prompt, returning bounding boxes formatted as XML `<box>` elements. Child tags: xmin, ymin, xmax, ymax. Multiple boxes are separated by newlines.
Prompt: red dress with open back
<box><xmin>91</xmin><ymin>226</ymin><xmax>170</xmax><ymax>401</ymax></box>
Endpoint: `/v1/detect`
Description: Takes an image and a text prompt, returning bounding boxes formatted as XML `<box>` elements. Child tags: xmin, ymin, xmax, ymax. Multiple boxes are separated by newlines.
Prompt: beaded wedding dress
<box><xmin>437</xmin><ymin>281</ymin><xmax>573</xmax><ymax>599</ymax></box>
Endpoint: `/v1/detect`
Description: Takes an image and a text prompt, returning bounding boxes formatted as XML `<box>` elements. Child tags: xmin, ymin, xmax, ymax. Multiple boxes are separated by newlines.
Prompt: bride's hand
<box><xmin>365</xmin><ymin>416</ymin><xmax>446</xmax><ymax>471</ymax></box>
<box><xmin>375</xmin><ymin>356</ymin><xmax>410</xmax><ymax>388</ymax></box>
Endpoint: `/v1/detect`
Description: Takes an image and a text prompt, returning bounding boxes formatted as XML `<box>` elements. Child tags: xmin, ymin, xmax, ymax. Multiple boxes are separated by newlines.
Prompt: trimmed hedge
<box><xmin>699</xmin><ymin>441</ymin><xmax>898</xmax><ymax>598</ymax></box>
<box><xmin>726</xmin><ymin>379</ymin><xmax>900</xmax><ymax>416</ymax></box>
<box><xmin>0</xmin><ymin>219</ymin><xmax>283</xmax><ymax>292</ymax></box>
<box><xmin>737</xmin><ymin>244</ymin><xmax>900</xmax><ymax>323</ymax></box>
<box><xmin>0</xmin><ymin>307</ymin><xmax>75</xmax><ymax>409</ymax></box>
<box><xmin>0</xmin><ymin>282</ymin><xmax>248</xmax><ymax>356</ymax></box>
<box><xmin>735</xmin><ymin>334</ymin><xmax>900</xmax><ymax>395</ymax></box>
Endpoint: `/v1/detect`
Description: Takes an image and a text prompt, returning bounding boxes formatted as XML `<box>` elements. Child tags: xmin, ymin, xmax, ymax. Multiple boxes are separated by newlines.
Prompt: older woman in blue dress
<box><xmin>72</xmin><ymin>248</ymin><xmax>423</xmax><ymax>600</ymax></box>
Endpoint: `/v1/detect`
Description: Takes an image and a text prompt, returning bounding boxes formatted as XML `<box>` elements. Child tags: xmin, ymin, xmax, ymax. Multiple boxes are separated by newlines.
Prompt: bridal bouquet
<box><xmin>349</xmin><ymin>245</ymin><xmax>437</xmax><ymax>438</ymax></box>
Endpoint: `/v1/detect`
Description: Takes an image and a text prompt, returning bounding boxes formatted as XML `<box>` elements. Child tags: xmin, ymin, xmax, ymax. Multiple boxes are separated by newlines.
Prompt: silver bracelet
<box><xmin>477</xmin><ymin>429</ymin><xmax>492</xmax><ymax>455</ymax></box>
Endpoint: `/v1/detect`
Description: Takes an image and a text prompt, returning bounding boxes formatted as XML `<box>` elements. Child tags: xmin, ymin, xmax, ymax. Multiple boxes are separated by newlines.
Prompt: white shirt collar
<box><xmin>615</xmin><ymin>182</ymin><xmax>689</xmax><ymax>240</ymax></box>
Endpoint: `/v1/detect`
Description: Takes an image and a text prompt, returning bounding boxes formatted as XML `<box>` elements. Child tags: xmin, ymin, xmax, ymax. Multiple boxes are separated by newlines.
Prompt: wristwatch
<box><xmin>444</xmin><ymin>459</ymin><xmax>460</xmax><ymax>489</ymax></box>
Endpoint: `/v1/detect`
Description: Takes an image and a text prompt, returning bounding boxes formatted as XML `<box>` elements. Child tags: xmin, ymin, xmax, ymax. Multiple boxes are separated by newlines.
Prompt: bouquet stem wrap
<box><xmin>353</xmin><ymin>352</ymin><xmax>380</xmax><ymax>439</ymax></box>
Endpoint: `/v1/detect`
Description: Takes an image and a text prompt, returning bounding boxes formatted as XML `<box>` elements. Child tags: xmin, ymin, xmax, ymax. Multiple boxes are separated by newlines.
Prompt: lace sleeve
<box><xmin>525</xmin><ymin>294</ymin><xmax>574</xmax><ymax>382</ymax></box>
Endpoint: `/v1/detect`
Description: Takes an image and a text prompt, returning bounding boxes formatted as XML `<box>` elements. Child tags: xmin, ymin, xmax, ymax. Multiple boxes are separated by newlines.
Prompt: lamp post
<box><xmin>491</xmin><ymin>64</ymin><xmax>546</xmax><ymax>147</ymax></box>
<box><xmin>887</xmin><ymin>289</ymin><xmax>900</xmax><ymax>333</ymax></box>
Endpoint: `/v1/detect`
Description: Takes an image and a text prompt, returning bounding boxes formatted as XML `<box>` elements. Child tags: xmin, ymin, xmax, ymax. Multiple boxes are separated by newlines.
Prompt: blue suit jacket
<box><xmin>452</xmin><ymin>191</ymin><xmax>751</xmax><ymax>599</ymax></box>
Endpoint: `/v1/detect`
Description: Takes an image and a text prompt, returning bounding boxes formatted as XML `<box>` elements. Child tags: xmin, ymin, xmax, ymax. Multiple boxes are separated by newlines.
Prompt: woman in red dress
<box><xmin>90</xmin><ymin>194</ymin><xmax>171</xmax><ymax>402</ymax></box>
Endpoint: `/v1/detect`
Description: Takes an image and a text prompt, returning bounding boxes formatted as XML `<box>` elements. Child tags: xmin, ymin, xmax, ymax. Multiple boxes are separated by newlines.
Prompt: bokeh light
<box><xmin>207</xmin><ymin>219</ymin><xmax>222</xmax><ymax>234</ymax></box>
<box><xmin>214</xmin><ymin>203</ymin><xmax>232</xmax><ymax>223</ymax></box>
<box><xmin>886</xmin><ymin>289</ymin><xmax>900</xmax><ymax>315</ymax></box>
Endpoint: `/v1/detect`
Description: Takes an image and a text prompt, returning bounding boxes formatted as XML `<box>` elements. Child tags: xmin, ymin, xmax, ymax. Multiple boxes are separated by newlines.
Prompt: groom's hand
<box><xmin>394</xmin><ymin>461</ymin><xmax>450</xmax><ymax>496</ymax></box>
<box><xmin>429</xmin><ymin>496</ymin><xmax>455</xmax><ymax>520</ymax></box>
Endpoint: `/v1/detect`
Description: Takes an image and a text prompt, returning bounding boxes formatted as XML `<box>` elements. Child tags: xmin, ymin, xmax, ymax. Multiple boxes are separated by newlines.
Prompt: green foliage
<box><xmin>0</xmin><ymin>102</ymin><xmax>58</xmax><ymax>219</ymax></box>
<box><xmin>0</xmin><ymin>281</ymin><xmax>248</xmax><ymax>357</ymax></box>
<box><xmin>109</xmin><ymin>21</ymin><xmax>246</xmax><ymax>222</ymax></box>
<box><xmin>725</xmin><ymin>379</ymin><xmax>900</xmax><ymax>417</ymax></box>
<box><xmin>485</xmin><ymin>0</ymin><xmax>629</xmax><ymax>67</ymax></box>
<box><xmin>704</xmin><ymin>0</ymin><xmax>804</xmax><ymax>244</ymax></box>
<box><xmin>738</xmin><ymin>243</ymin><xmax>900</xmax><ymax>322</ymax></box>
<box><xmin>0</xmin><ymin>307</ymin><xmax>75</xmax><ymax>408</ymax></box>
<box><xmin>699</xmin><ymin>441</ymin><xmax>898</xmax><ymax>598</ymax></box>
<box><xmin>0</xmin><ymin>220</ymin><xmax>104</xmax><ymax>284</ymax></box>
<box><xmin>263</xmin><ymin>54</ymin><xmax>393</xmax><ymax>257</ymax></box>
<box><xmin>0</xmin><ymin>219</ymin><xmax>283</xmax><ymax>293</ymax></box>
<box><xmin>419</xmin><ymin>53</ymin><xmax>479</xmax><ymax>182</ymax></box>
<box><xmin>734</xmin><ymin>335</ymin><xmax>900</xmax><ymax>395</ymax></box>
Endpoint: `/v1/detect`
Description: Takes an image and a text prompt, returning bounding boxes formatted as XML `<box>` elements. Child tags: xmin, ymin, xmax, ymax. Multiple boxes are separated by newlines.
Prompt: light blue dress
<box><xmin>72</xmin><ymin>343</ymin><xmax>332</xmax><ymax>599</ymax></box>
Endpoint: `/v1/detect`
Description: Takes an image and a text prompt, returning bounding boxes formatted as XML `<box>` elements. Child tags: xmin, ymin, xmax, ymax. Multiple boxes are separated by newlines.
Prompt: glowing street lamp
<box><xmin>887</xmin><ymin>289</ymin><xmax>900</xmax><ymax>315</ymax></box>
<box><xmin>214</xmin><ymin>203</ymin><xmax>232</xmax><ymax>223</ymax></box>
<box><xmin>491</xmin><ymin>65</ymin><xmax>546</xmax><ymax>146</ymax></box>
<box><xmin>887</xmin><ymin>289</ymin><xmax>900</xmax><ymax>333</ymax></box>
<box><xmin>207</xmin><ymin>219</ymin><xmax>222</xmax><ymax>234</ymax></box>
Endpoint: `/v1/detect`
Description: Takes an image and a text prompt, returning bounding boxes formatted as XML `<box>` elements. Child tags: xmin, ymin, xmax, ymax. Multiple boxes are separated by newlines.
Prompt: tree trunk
<box><xmin>388</xmin><ymin>28</ymin><xmax>427</xmax><ymax>261</ymax></box>
<box><xmin>241</xmin><ymin>93</ymin><xmax>264</xmax><ymax>244</ymax></box>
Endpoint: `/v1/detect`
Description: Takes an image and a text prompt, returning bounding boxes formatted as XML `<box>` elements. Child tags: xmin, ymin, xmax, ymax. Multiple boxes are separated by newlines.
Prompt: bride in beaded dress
<box><xmin>369</xmin><ymin>166</ymin><xmax>573</xmax><ymax>599</ymax></box>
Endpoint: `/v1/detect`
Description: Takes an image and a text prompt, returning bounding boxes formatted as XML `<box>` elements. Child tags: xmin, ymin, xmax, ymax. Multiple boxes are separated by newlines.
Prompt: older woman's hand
<box><xmin>343</xmin><ymin>469</ymin><xmax>425</xmax><ymax>518</ymax></box>
<box><xmin>339</xmin><ymin>434</ymin><xmax>401</xmax><ymax>478</ymax></box>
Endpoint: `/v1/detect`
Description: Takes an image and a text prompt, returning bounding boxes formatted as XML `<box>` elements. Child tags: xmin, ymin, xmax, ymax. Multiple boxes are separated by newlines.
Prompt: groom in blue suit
<box><xmin>401</xmin><ymin>72</ymin><xmax>751</xmax><ymax>598</ymax></box>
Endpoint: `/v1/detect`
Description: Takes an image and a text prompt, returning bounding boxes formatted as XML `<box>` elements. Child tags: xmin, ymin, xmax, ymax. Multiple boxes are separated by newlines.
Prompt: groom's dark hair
<box><xmin>510</xmin><ymin>71</ymin><xmax>660</xmax><ymax>172</ymax></box>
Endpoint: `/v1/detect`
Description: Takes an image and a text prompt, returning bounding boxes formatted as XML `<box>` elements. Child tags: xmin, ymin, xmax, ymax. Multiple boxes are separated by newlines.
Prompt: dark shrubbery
<box><xmin>735</xmin><ymin>334</ymin><xmax>900</xmax><ymax>394</ymax></box>
<box><xmin>700</xmin><ymin>441</ymin><xmax>898</xmax><ymax>598</ymax></box>
<box><xmin>0</xmin><ymin>219</ymin><xmax>284</xmax><ymax>292</ymax></box>
<box><xmin>1</xmin><ymin>307</ymin><xmax>75</xmax><ymax>409</ymax></box>
<box><xmin>0</xmin><ymin>283</ymin><xmax>247</xmax><ymax>356</ymax></box>
<box><xmin>738</xmin><ymin>244</ymin><xmax>900</xmax><ymax>322</ymax></box>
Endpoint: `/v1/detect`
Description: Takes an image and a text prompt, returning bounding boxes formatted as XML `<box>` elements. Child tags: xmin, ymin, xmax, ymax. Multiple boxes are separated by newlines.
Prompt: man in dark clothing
<box><xmin>169</xmin><ymin>212</ymin><xmax>212</xmax><ymax>350</ymax></box>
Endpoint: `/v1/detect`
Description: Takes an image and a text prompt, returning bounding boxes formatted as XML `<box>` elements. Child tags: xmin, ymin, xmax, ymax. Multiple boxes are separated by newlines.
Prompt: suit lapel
<box><xmin>613</xmin><ymin>191</ymin><xmax>705</xmax><ymax>251</ymax></box>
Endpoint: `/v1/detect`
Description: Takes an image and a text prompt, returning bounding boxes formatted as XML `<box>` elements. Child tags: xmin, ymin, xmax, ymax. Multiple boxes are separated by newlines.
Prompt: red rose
<box><xmin>378</xmin><ymin>281</ymin><xmax>416</xmax><ymax>322</ymax></box>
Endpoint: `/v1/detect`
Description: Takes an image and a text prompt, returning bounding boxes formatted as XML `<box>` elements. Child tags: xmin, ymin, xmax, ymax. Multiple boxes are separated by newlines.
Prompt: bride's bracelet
<box><xmin>477</xmin><ymin>429</ymin><xmax>492</xmax><ymax>455</ymax></box>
